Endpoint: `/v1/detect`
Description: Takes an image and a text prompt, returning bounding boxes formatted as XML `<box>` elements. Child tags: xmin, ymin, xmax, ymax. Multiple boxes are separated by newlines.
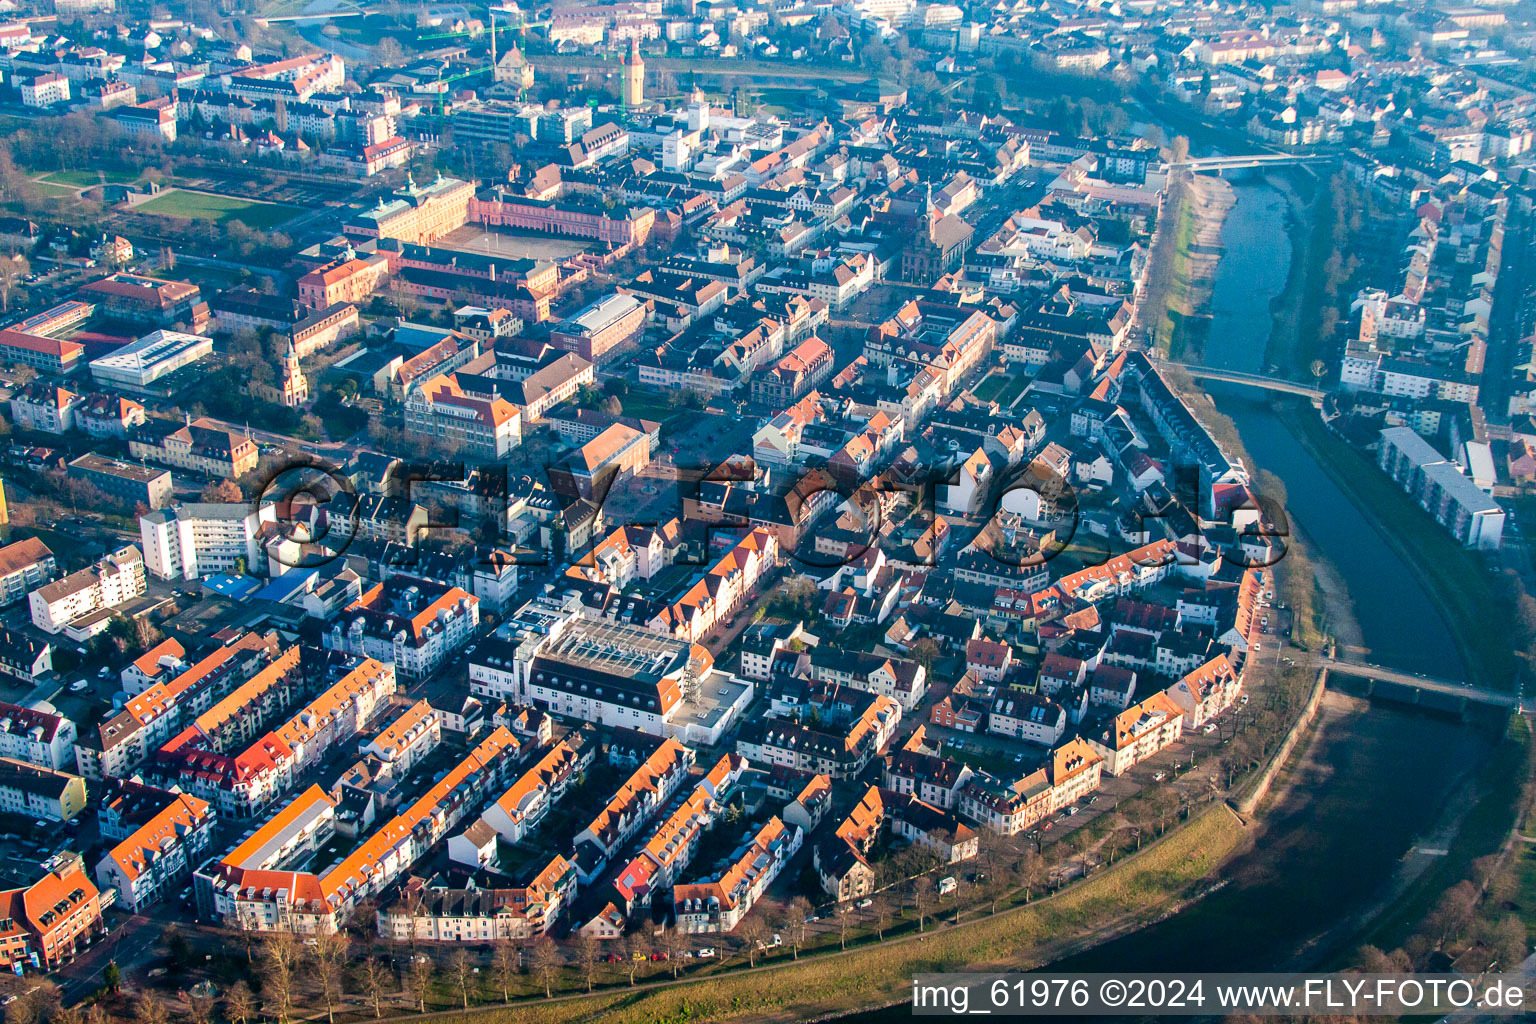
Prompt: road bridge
<box><xmin>1162</xmin><ymin>153</ymin><xmax>1336</xmax><ymax>174</ymax></box>
<box><xmin>1321</xmin><ymin>657</ymin><xmax>1518</xmax><ymax>709</ymax></box>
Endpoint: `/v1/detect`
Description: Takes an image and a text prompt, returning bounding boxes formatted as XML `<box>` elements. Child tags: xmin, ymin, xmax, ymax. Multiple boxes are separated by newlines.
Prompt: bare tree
<box><xmin>656</xmin><ymin>924</ymin><xmax>684</xmax><ymax>978</ymax></box>
<box><xmin>450</xmin><ymin>949</ymin><xmax>475</xmax><ymax>1009</ymax></box>
<box><xmin>133</xmin><ymin>993</ymin><xmax>168</xmax><ymax>1024</ymax></box>
<box><xmin>261</xmin><ymin>931</ymin><xmax>301</xmax><ymax>1024</ymax></box>
<box><xmin>575</xmin><ymin>933</ymin><xmax>601</xmax><ymax>992</ymax></box>
<box><xmin>738</xmin><ymin>916</ymin><xmax>768</xmax><ymax>966</ymax></box>
<box><xmin>360</xmin><ymin>956</ymin><xmax>390</xmax><ymax>1018</ymax></box>
<box><xmin>491</xmin><ymin>937</ymin><xmax>520</xmax><ymax>1002</ymax></box>
<box><xmin>624</xmin><ymin>932</ymin><xmax>648</xmax><ymax>985</ymax></box>
<box><xmin>225</xmin><ymin>980</ymin><xmax>257</xmax><ymax>1024</ymax></box>
<box><xmin>530</xmin><ymin>937</ymin><xmax>563</xmax><ymax>998</ymax></box>
<box><xmin>784</xmin><ymin>897</ymin><xmax>812</xmax><ymax>959</ymax></box>
<box><xmin>186</xmin><ymin>990</ymin><xmax>215</xmax><ymax>1024</ymax></box>
<box><xmin>408</xmin><ymin>955</ymin><xmax>435</xmax><ymax>1012</ymax></box>
<box><xmin>871</xmin><ymin>894</ymin><xmax>892</xmax><ymax>940</ymax></box>
<box><xmin>911</xmin><ymin>878</ymin><xmax>934</xmax><ymax>932</ymax></box>
<box><xmin>0</xmin><ymin>255</ymin><xmax>27</xmax><ymax>314</ymax></box>
<box><xmin>835</xmin><ymin>899</ymin><xmax>855</xmax><ymax>950</ymax></box>
<box><xmin>50</xmin><ymin>1007</ymin><xmax>83</xmax><ymax>1024</ymax></box>
<box><xmin>310</xmin><ymin>928</ymin><xmax>350</xmax><ymax>1023</ymax></box>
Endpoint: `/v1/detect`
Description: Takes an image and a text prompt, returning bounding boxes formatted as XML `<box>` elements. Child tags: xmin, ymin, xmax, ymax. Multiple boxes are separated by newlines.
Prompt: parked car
<box><xmin>1152</xmin><ymin>771</ymin><xmax>1167</xmax><ymax>782</ymax></box>
<box><xmin>650</xmin><ymin>951</ymin><xmax>670</xmax><ymax>961</ymax></box>
<box><xmin>696</xmin><ymin>948</ymin><xmax>716</xmax><ymax>958</ymax></box>
<box><xmin>603</xmin><ymin>953</ymin><xmax>622</xmax><ymax>963</ymax></box>
<box><xmin>1202</xmin><ymin>723</ymin><xmax>1218</xmax><ymax>735</ymax></box>
<box><xmin>856</xmin><ymin>898</ymin><xmax>872</xmax><ymax>909</ymax></box>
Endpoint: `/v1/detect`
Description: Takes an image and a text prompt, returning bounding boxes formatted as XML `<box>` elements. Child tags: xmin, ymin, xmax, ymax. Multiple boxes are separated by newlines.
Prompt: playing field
<box><xmin>43</xmin><ymin>169</ymin><xmax>140</xmax><ymax>187</ymax></box>
<box><xmin>135</xmin><ymin>189</ymin><xmax>302</xmax><ymax>229</ymax></box>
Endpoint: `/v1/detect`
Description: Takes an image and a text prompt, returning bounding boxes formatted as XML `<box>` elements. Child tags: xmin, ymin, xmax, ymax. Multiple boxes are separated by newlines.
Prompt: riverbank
<box><xmin>404</xmin><ymin>809</ymin><xmax>1248</xmax><ymax>1024</ymax></box>
<box><xmin>1148</xmin><ymin>173</ymin><xmax>1232</xmax><ymax>362</ymax></box>
<box><xmin>1261</xmin><ymin>170</ymin><xmax>1321</xmax><ymax>381</ymax></box>
<box><xmin>1276</xmin><ymin>399</ymin><xmax>1514</xmax><ymax>687</ymax></box>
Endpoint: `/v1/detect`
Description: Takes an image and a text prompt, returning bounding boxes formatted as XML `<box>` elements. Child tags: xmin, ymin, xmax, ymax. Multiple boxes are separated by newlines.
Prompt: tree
<box><xmin>310</xmin><ymin>928</ymin><xmax>350</xmax><ymax>1023</ymax></box>
<box><xmin>623</xmin><ymin>932</ymin><xmax>648</xmax><ymax>985</ymax></box>
<box><xmin>910</xmin><ymin>877</ymin><xmax>934</xmax><ymax>932</ymax></box>
<box><xmin>225</xmin><ymin>980</ymin><xmax>256</xmax><ymax>1024</ymax></box>
<box><xmin>530</xmin><ymin>938</ymin><xmax>563</xmax><ymax>998</ymax></box>
<box><xmin>0</xmin><ymin>255</ymin><xmax>27</xmax><ymax>314</ymax></box>
<box><xmin>491</xmin><ymin>937</ymin><xmax>520</xmax><ymax>1002</ymax></box>
<box><xmin>784</xmin><ymin>897</ymin><xmax>811</xmax><ymax>959</ymax></box>
<box><xmin>656</xmin><ymin>924</ymin><xmax>684</xmax><ymax>978</ymax></box>
<box><xmin>408</xmin><ymin>955</ymin><xmax>435</xmax><ymax>1012</ymax></box>
<box><xmin>201</xmin><ymin>479</ymin><xmax>245</xmax><ymax>504</ymax></box>
<box><xmin>835</xmin><ymin>899</ymin><xmax>855</xmax><ymax>950</ymax></box>
<box><xmin>739</xmin><ymin>916</ymin><xmax>768</xmax><ymax>966</ymax></box>
<box><xmin>575</xmin><ymin>933</ymin><xmax>601</xmax><ymax>993</ymax></box>
<box><xmin>871</xmin><ymin>894</ymin><xmax>893</xmax><ymax>940</ymax></box>
<box><xmin>102</xmin><ymin>961</ymin><xmax>121</xmax><ymax>995</ymax></box>
<box><xmin>262</xmin><ymin>931</ymin><xmax>301</xmax><ymax>1024</ymax></box>
<box><xmin>186</xmin><ymin>990</ymin><xmax>215</xmax><ymax>1024</ymax></box>
<box><xmin>50</xmin><ymin>1007</ymin><xmax>82</xmax><ymax>1024</ymax></box>
<box><xmin>450</xmin><ymin>949</ymin><xmax>475</xmax><ymax>1009</ymax></box>
<box><xmin>133</xmin><ymin>994</ymin><xmax>168</xmax><ymax>1024</ymax></box>
<box><xmin>360</xmin><ymin>956</ymin><xmax>390</xmax><ymax>1018</ymax></box>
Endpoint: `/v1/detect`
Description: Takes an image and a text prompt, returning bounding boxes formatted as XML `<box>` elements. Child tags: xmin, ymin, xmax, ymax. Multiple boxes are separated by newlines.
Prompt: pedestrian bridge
<box><xmin>1162</xmin><ymin>362</ymin><xmax>1327</xmax><ymax>399</ymax></box>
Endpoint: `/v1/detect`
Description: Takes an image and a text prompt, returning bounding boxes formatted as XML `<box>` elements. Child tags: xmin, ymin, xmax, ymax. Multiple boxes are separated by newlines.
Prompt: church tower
<box><xmin>280</xmin><ymin>344</ymin><xmax>308</xmax><ymax>408</ymax></box>
<box><xmin>621</xmin><ymin>36</ymin><xmax>645</xmax><ymax>108</ymax></box>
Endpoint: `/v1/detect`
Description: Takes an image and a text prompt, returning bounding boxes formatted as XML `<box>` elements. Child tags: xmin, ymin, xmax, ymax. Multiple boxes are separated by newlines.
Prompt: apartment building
<box><xmin>28</xmin><ymin>546</ymin><xmax>145</xmax><ymax>636</ymax></box>
<box><xmin>612</xmin><ymin>753</ymin><xmax>747</xmax><ymax>904</ymax></box>
<box><xmin>357</xmin><ymin>699</ymin><xmax>442</xmax><ymax>777</ymax></box>
<box><xmin>325</xmin><ymin>577</ymin><xmax>479</xmax><ymax>678</ymax></box>
<box><xmin>573</xmin><ymin>738</ymin><xmax>695</xmax><ymax>882</ymax></box>
<box><xmin>0</xmin><ymin>538</ymin><xmax>57</xmax><ymax>607</ymax></box>
<box><xmin>94</xmin><ymin>793</ymin><xmax>215</xmax><ymax>912</ymax></box>
<box><xmin>957</xmin><ymin>738</ymin><xmax>1104</xmax><ymax>835</ymax></box>
<box><xmin>139</xmin><ymin>502</ymin><xmax>272</xmax><ymax>581</ymax></box>
<box><xmin>673</xmin><ymin>816</ymin><xmax>802</xmax><ymax>933</ymax></box>
<box><xmin>0</xmin><ymin>758</ymin><xmax>85</xmax><ymax>821</ymax></box>
<box><xmin>454</xmin><ymin>735</ymin><xmax>592</xmax><ymax>863</ymax></box>
<box><xmin>1084</xmin><ymin>691</ymin><xmax>1186</xmax><ymax>776</ymax></box>
<box><xmin>163</xmin><ymin>655</ymin><xmax>396</xmax><ymax>819</ymax></box>
<box><xmin>0</xmin><ymin>853</ymin><xmax>102</xmax><ymax>970</ymax></box>
<box><xmin>9</xmin><ymin>382</ymin><xmax>79</xmax><ymax>433</ymax></box>
<box><xmin>1378</xmin><ymin>426</ymin><xmax>1505</xmax><ymax>550</ymax></box>
<box><xmin>377</xmin><ymin>856</ymin><xmax>576</xmax><ymax>941</ymax></box>
<box><xmin>0</xmin><ymin>702</ymin><xmax>76</xmax><ymax>771</ymax></box>
<box><xmin>76</xmin><ymin>633</ymin><xmax>282</xmax><ymax>781</ymax></box>
<box><xmin>197</xmin><ymin>726</ymin><xmax>522</xmax><ymax>932</ymax></box>
<box><xmin>78</xmin><ymin>274</ymin><xmax>208</xmax><ymax>333</ymax></box>
<box><xmin>68</xmin><ymin>454</ymin><xmax>173</xmax><ymax>511</ymax></box>
<box><xmin>297</xmin><ymin>253</ymin><xmax>390</xmax><ymax>309</ymax></box>
<box><xmin>735</xmin><ymin>682</ymin><xmax>902</xmax><ymax>780</ymax></box>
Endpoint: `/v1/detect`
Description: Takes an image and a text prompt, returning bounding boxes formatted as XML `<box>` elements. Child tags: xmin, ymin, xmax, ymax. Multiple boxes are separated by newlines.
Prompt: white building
<box><xmin>21</xmin><ymin>73</ymin><xmax>70</xmax><ymax>107</ymax></box>
<box><xmin>94</xmin><ymin>793</ymin><xmax>215</xmax><ymax>912</ymax></box>
<box><xmin>139</xmin><ymin>502</ymin><xmax>273</xmax><ymax>580</ymax></box>
<box><xmin>28</xmin><ymin>546</ymin><xmax>146</xmax><ymax>636</ymax></box>
<box><xmin>89</xmin><ymin>331</ymin><xmax>214</xmax><ymax>389</ymax></box>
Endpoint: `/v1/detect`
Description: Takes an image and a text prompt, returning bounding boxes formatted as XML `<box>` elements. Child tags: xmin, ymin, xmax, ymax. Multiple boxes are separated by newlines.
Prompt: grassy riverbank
<box><xmin>1276</xmin><ymin>400</ymin><xmax>1514</xmax><ymax>687</ymax></box>
<box><xmin>429</xmin><ymin>810</ymin><xmax>1247</xmax><ymax>1024</ymax></box>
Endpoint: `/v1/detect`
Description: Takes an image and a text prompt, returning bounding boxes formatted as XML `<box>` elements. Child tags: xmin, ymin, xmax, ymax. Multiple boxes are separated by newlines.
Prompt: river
<box><xmin>829</xmin><ymin>179</ymin><xmax>1491</xmax><ymax>1023</ymax></box>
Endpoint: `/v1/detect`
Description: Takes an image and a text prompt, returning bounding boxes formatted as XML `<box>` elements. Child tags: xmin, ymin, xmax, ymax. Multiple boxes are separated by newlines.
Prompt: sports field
<box><xmin>43</xmin><ymin>169</ymin><xmax>140</xmax><ymax>187</ymax></box>
<box><xmin>134</xmin><ymin>189</ymin><xmax>302</xmax><ymax>229</ymax></box>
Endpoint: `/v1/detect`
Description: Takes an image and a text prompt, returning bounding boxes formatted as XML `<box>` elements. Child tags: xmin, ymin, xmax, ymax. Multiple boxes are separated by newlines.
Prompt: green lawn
<box><xmin>973</xmin><ymin>372</ymin><xmax>1009</xmax><ymax>402</ymax></box>
<box><xmin>135</xmin><ymin>189</ymin><xmax>302</xmax><ymax>229</ymax></box>
<box><xmin>43</xmin><ymin>169</ymin><xmax>139</xmax><ymax>187</ymax></box>
<box><xmin>996</xmin><ymin>372</ymin><xmax>1031</xmax><ymax>406</ymax></box>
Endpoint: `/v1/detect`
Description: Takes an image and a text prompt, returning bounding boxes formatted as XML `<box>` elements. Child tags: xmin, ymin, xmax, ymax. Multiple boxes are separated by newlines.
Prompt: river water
<box><xmin>830</xmin><ymin>180</ymin><xmax>1490</xmax><ymax>1023</ymax></box>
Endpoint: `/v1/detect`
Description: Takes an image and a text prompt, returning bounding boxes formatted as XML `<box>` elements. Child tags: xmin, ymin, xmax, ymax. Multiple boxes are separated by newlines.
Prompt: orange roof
<box><xmin>104</xmin><ymin>793</ymin><xmax>211</xmax><ymax>883</ymax></box>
